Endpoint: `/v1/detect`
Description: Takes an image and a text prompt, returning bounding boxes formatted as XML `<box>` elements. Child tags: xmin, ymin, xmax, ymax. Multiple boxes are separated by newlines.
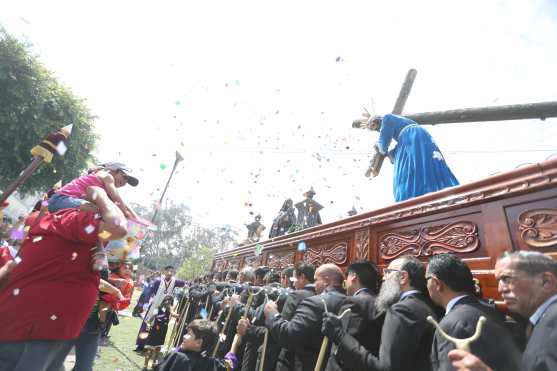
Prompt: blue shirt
<box><xmin>530</xmin><ymin>294</ymin><xmax>557</xmax><ymax>326</ymax></box>
<box><xmin>400</xmin><ymin>289</ymin><xmax>420</xmax><ymax>301</ymax></box>
<box><xmin>445</xmin><ymin>295</ymin><xmax>470</xmax><ymax>314</ymax></box>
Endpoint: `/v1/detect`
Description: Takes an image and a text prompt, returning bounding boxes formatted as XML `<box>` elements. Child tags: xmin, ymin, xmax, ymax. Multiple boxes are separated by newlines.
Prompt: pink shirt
<box><xmin>58</xmin><ymin>173</ymin><xmax>105</xmax><ymax>198</ymax></box>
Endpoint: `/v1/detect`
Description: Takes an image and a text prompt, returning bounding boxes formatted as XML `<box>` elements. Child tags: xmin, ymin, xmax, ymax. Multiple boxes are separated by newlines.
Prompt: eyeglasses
<box><xmin>383</xmin><ymin>268</ymin><xmax>401</xmax><ymax>276</ymax></box>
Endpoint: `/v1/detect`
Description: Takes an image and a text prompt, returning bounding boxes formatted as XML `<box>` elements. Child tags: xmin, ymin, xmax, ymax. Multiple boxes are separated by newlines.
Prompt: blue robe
<box><xmin>377</xmin><ymin>114</ymin><xmax>459</xmax><ymax>202</ymax></box>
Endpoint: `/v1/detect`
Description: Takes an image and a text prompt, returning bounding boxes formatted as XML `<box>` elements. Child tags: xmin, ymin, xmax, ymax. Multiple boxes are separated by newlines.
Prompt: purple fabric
<box><xmin>225</xmin><ymin>351</ymin><xmax>239</xmax><ymax>370</ymax></box>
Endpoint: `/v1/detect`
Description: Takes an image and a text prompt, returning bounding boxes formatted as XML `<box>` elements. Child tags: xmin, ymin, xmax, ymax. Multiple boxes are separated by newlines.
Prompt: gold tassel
<box><xmin>30</xmin><ymin>145</ymin><xmax>54</xmax><ymax>163</ymax></box>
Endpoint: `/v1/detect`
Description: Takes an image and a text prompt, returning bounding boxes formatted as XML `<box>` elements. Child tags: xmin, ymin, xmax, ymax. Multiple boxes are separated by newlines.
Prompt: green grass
<box><xmin>64</xmin><ymin>289</ymin><xmax>148</xmax><ymax>371</ymax></box>
<box><xmin>94</xmin><ymin>313</ymin><xmax>146</xmax><ymax>371</ymax></box>
<box><xmin>63</xmin><ymin>289</ymin><xmax>181</xmax><ymax>370</ymax></box>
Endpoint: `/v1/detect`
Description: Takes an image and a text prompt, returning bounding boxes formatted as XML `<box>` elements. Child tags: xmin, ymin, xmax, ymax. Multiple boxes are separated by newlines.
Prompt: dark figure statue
<box><xmin>269</xmin><ymin>199</ymin><xmax>297</xmax><ymax>238</ymax></box>
<box><xmin>245</xmin><ymin>214</ymin><xmax>266</xmax><ymax>243</ymax></box>
<box><xmin>294</xmin><ymin>187</ymin><xmax>323</xmax><ymax>230</ymax></box>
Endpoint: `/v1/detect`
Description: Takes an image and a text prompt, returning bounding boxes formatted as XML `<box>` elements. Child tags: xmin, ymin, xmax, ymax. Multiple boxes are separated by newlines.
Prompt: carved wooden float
<box><xmin>212</xmin><ymin>157</ymin><xmax>557</xmax><ymax>301</ymax></box>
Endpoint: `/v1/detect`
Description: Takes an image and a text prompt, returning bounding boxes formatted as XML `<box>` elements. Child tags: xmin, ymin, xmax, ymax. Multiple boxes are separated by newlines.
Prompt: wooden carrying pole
<box><xmin>173</xmin><ymin>301</ymin><xmax>191</xmax><ymax>348</ymax></box>
<box><xmin>314</xmin><ymin>301</ymin><xmax>352</xmax><ymax>371</ymax></box>
<box><xmin>0</xmin><ymin>124</ymin><xmax>72</xmax><ymax>205</ymax></box>
<box><xmin>166</xmin><ymin>294</ymin><xmax>188</xmax><ymax>350</ymax></box>
<box><xmin>212</xmin><ymin>302</ymin><xmax>236</xmax><ymax>357</ymax></box>
<box><xmin>259</xmin><ymin>329</ymin><xmax>269</xmax><ymax>371</ymax></box>
<box><xmin>0</xmin><ymin>157</ymin><xmax>44</xmax><ymax>205</ymax></box>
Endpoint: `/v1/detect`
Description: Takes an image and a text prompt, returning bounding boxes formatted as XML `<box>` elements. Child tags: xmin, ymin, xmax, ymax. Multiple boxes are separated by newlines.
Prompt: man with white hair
<box><xmin>449</xmin><ymin>251</ymin><xmax>557</xmax><ymax>371</ymax></box>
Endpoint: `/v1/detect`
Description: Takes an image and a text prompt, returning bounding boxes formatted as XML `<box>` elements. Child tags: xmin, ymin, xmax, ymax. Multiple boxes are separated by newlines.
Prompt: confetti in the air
<box><xmin>160</xmin><ymin>163</ymin><xmax>167</xmax><ymax>170</ymax></box>
<box><xmin>32</xmin><ymin>236</ymin><xmax>43</xmax><ymax>243</ymax></box>
<box><xmin>71</xmin><ymin>252</ymin><xmax>78</xmax><ymax>260</ymax></box>
<box><xmin>84</xmin><ymin>225</ymin><xmax>95</xmax><ymax>234</ymax></box>
<box><xmin>297</xmin><ymin>241</ymin><xmax>307</xmax><ymax>252</ymax></box>
<box><xmin>56</xmin><ymin>141</ymin><xmax>68</xmax><ymax>156</ymax></box>
<box><xmin>10</xmin><ymin>228</ymin><xmax>25</xmax><ymax>240</ymax></box>
<box><xmin>50</xmin><ymin>315</ymin><xmax>58</xmax><ymax>320</ymax></box>
<box><xmin>98</xmin><ymin>230</ymin><xmax>112</xmax><ymax>240</ymax></box>
<box><xmin>14</xmin><ymin>257</ymin><xmax>22</xmax><ymax>264</ymax></box>
<box><xmin>13</xmin><ymin>288</ymin><xmax>20</xmax><ymax>296</ymax></box>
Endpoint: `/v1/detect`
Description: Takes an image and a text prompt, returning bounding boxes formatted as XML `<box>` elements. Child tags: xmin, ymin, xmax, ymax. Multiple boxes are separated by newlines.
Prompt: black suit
<box><xmin>431</xmin><ymin>295</ymin><xmax>522</xmax><ymax>371</ymax></box>
<box><xmin>268</xmin><ymin>286</ymin><xmax>345</xmax><ymax>371</ymax></box>
<box><xmin>325</xmin><ymin>289</ymin><xmax>384</xmax><ymax>371</ymax></box>
<box><xmin>155</xmin><ymin>350</ymin><xmax>227</xmax><ymax>371</ymax></box>
<box><xmin>522</xmin><ymin>298</ymin><xmax>557</xmax><ymax>371</ymax></box>
<box><xmin>334</xmin><ymin>291</ymin><xmax>438</xmax><ymax>371</ymax></box>
<box><xmin>281</xmin><ymin>285</ymin><xmax>316</xmax><ymax>320</ymax></box>
<box><xmin>262</xmin><ymin>285</ymin><xmax>314</xmax><ymax>371</ymax></box>
<box><xmin>241</xmin><ymin>285</ymin><xmax>289</xmax><ymax>371</ymax></box>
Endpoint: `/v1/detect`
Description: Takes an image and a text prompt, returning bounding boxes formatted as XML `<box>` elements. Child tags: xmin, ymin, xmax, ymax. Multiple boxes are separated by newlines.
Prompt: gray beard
<box><xmin>375</xmin><ymin>275</ymin><xmax>402</xmax><ymax>313</ymax></box>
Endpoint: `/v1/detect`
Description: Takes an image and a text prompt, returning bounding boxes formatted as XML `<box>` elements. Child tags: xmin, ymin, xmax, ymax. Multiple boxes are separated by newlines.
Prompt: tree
<box><xmin>0</xmin><ymin>27</ymin><xmax>98</xmax><ymax>195</ymax></box>
<box><xmin>131</xmin><ymin>201</ymin><xmax>239</xmax><ymax>272</ymax></box>
<box><xmin>131</xmin><ymin>201</ymin><xmax>193</xmax><ymax>270</ymax></box>
<box><xmin>176</xmin><ymin>245</ymin><xmax>215</xmax><ymax>280</ymax></box>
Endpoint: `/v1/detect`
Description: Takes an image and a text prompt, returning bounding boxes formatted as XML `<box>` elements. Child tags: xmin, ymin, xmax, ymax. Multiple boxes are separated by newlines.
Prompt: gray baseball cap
<box><xmin>100</xmin><ymin>162</ymin><xmax>139</xmax><ymax>186</ymax></box>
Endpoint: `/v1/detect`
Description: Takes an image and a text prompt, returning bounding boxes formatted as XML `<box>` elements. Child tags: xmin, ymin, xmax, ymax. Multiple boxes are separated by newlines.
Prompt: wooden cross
<box><xmin>353</xmin><ymin>69</ymin><xmax>418</xmax><ymax>178</ymax></box>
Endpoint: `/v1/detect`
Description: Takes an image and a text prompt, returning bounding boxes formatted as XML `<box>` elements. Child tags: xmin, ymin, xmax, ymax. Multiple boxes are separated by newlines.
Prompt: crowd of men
<box><xmin>163</xmin><ymin>250</ymin><xmax>557</xmax><ymax>371</ymax></box>
<box><xmin>1</xmin><ymin>186</ymin><xmax>556</xmax><ymax>370</ymax></box>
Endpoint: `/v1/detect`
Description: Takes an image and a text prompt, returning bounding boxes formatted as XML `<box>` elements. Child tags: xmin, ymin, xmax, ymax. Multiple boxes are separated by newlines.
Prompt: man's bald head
<box><xmin>314</xmin><ymin>263</ymin><xmax>344</xmax><ymax>294</ymax></box>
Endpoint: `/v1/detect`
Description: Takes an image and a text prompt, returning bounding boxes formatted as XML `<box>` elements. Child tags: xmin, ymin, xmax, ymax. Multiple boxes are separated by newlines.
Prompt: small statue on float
<box><xmin>294</xmin><ymin>187</ymin><xmax>323</xmax><ymax>230</ymax></box>
<box><xmin>244</xmin><ymin>214</ymin><xmax>266</xmax><ymax>243</ymax></box>
<box><xmin>269</xmin><ymin>198</ymin><xmax>297</xmax><ymax>238</ymax></box>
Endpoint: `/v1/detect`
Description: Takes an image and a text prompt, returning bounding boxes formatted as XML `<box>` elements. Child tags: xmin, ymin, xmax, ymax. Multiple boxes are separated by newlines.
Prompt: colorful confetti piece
<box><xmin>32</xmin><ymin>236</ymin><xmax>43</xmax><ymax>243</ymax></box>
<box><xmin>98</xmin><ymin>230</ymin><xmax>112</xmax><ymax>240</ymax></box>
<box><xmin>10</xmin><ymin>228</ymin><xmax>25</xmax><ymax>240</ymax></box>
<box><xmin>71</xmin><ymin>252</ymin><xmax>78</xmax><ymax>261</ymax></box>
<box><xmin>84</xmin><ymin>225</ymin><xmax>95</xmax><ymax>234</ymax></box>
<box><xmin>50</xmin><ymin>315</ymin><xmax>57</xmax><ymax>320</ymax></box>
<box><xmin>56</xmin><ymin>141</ymin><xmax>67</xmax><ymax>156</ymax></box>
<box><xmin>13</xmin><ymin>288</ymin><xmax>20</xmax><ymax>296</ymax></box>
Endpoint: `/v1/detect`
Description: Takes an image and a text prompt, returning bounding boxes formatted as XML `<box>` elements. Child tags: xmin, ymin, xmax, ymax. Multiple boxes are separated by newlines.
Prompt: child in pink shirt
<box><xmin>47</xmin><ymin>162</ymin><xmax>139</xmax><ymax>270</ymax></box>
<box><xmin>48</xmin><ymin>162</ymin><xmax>138</xmax><ymax>218</ymax></box>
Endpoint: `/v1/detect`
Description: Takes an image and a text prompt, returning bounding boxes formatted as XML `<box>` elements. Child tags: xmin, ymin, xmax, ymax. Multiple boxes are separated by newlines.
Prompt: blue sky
<box><xmin>2</xmin><ymin>0</ymin><xmax>556</xmax><ymax>236</ymax></box>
